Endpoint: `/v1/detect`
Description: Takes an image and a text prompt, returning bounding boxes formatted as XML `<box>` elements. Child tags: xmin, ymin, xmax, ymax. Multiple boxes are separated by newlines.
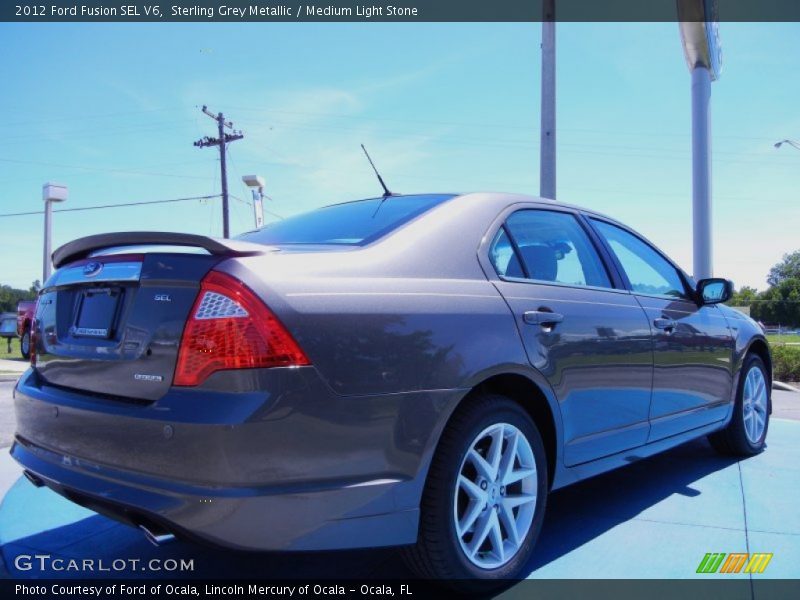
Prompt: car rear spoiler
<box><xmin>52</xmin><ymin>231</ymin><xmax>267</xmax><ymax>268</ymax></box>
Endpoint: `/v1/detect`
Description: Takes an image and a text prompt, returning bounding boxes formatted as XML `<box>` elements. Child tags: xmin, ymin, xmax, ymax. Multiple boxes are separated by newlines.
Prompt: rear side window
<box><xmin>491</xmin><ymin>210</ymin><xmax>611</xmax><ymax>289</ymax></box>
<box><xmin>489</xmin><ymin>228</ymin><xmax>520</xmax><ymax>277</ymax></box>
<box><xmin>238</xmin><ymin>194</ymin><xmax>454</xmax><ymax>246</ymax></box>
<box><xmin>591</xmin><ymin>219</ymin><xmax>688</xmax><ymax>298</ymax></box>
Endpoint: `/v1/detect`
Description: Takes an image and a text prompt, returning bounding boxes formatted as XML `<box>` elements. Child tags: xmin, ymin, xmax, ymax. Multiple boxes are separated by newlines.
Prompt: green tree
<box><xmin>0</xmin><ymin>282</ymin><xmax>38</xmax><ymax>313</ymax></box>
<box><xmin>767</xmin><ymin>250</ymin><xmax>800</xmax><ymax>287</ymax></box>
<box><xmin>727</xmin><ymin>286</ymin><xmax>758</xmax><ymax>307</ymax></box>
<box><xmin>751</xmin><ymin>277</ymin><xmax>800</xmax><ymax>328</ymax></box>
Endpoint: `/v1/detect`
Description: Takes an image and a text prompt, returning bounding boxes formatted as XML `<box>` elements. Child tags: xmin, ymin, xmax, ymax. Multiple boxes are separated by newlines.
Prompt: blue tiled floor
<box><xmin>1</xmin><ymin>420</ymin><xmax>798</xmax><ymax>580</ymax></box>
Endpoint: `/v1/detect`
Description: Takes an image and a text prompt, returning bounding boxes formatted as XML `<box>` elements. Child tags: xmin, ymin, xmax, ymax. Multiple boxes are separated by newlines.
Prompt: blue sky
<box><xmin>0</xmin><ymin>21</ymin><xmax>798</xmax><ymax>291</ymax></box>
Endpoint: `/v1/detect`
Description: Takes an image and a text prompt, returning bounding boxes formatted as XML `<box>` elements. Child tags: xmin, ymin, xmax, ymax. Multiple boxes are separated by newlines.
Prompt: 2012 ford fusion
<box><xmin>12</xmin><ymin>192</ymin><xmax>770</xmax><ymax>585</ymax></box>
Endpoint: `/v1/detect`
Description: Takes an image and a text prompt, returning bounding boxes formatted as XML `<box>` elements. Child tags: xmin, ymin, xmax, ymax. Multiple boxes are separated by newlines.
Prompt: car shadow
<box><xmin>2</xmin><ymin>438</ymin><xmax>741</xmax><ymax>581</ymax></box>
<box><xmin>525</xmin><ymin>437</ymin><xmax>740</xmax><ymax>574</ymax></box>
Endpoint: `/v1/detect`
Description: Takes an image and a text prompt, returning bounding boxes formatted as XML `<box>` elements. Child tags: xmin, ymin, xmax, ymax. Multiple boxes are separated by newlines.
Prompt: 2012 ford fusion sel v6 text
<box><xmin>12</xmin><ymin>192</ymin><xmax>770</xmax><ymax>585</ymax></box>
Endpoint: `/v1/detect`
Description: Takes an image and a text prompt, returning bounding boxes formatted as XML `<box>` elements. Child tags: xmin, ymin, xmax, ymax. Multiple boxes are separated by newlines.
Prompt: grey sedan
<box><xmin>12</xmin><ymin>192</ymin><xmax>770</xmax><ymax>587</ymax></box>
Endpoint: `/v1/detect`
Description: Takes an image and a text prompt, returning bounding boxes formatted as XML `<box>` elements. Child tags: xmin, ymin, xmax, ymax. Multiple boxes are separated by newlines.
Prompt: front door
<box><xmin>589</xmin><ymin>218</ymin><xmax>734</xmax><ymax>441</ymax></box>
<box><xmin>489</xmin><ymin>208</ymin><xmax>653</xmax><ymax>466</ymax></box>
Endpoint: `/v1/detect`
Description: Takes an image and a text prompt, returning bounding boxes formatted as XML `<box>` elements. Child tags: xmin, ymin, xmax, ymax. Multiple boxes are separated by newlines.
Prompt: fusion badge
<box><xmin>134</xmin><ymin>374</ymin><xmax>164</xmax><ymax>382</ymax></box>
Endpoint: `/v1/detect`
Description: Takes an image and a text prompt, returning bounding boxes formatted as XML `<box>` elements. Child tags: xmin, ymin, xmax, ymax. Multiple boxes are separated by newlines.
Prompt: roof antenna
<box><xmin>361</xmin><ymin>144</ymin><xmax>394</xmax><ymax>198</ymax></box>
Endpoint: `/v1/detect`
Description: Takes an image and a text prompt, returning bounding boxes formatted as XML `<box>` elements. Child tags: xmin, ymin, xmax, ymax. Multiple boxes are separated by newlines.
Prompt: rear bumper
<box><xmin>12</xmin><ymin>367</ymin><xmax>462</xmax><ymax>551</ymax></box>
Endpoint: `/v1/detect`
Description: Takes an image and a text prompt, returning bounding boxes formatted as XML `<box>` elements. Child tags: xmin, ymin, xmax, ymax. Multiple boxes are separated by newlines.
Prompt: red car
<box><xmin>16</xmin><ymin>300</ymin><xmax>35</xmax><ymax>359</ymax></box>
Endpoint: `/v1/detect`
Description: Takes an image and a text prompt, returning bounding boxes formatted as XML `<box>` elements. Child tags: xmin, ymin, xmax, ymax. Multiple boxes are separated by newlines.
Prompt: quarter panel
<box><xmin>217</xmin><ymin>193</ymin><xmax>541</xmax><ymax>397</ymax></box>
<box><xmin>227</xmin><ymin>272</ymin><xmax>530</xmax><ymax>396</ymax></box>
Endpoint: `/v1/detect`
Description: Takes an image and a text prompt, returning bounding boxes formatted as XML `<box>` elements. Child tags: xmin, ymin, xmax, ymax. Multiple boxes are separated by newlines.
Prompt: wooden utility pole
<box><xmin>194</xmin><ymin>106</ymin><xmax>243</xmax><ymax>238</ymax></box>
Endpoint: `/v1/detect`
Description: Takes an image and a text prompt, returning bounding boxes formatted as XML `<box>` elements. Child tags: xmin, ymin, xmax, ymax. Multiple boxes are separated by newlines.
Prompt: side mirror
<box><xmin>697</xmin><ymin>278</ymin><xmax>733</xmax><ymax>305</ymax></box>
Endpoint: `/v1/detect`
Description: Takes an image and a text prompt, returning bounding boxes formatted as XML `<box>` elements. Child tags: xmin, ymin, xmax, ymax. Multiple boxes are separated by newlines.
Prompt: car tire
<box><xmin>19</xmin><ymin>329</ymin><xmax>31</xmax><ymax>360</ymax></box>
<box><xmin>708</xmin><ymin>353</ymin><xmax>770</xmax><ymax>456</ymax></box>
<box><xmin>402</xmin><ymin>393</ymin><xmax>548</xmax><ymax>590</ymax></box>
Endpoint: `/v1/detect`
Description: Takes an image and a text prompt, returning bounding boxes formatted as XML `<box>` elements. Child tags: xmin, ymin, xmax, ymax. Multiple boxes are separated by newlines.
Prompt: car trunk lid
<box><xmin>33</xmin><ymin>233</ymin><xmax>267</xmax><ymax>403</ymax></box>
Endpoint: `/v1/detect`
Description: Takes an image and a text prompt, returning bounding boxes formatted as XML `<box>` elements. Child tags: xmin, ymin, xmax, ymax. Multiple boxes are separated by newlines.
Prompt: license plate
<box><xmin>71</xmin><ymin>287</ymin><xmax>122</xmax><ymax>339</ymax></box>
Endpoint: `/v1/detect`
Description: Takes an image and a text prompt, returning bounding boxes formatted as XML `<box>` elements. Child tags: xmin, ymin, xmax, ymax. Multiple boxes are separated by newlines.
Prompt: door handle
<box><xmin>523</xmin><ymin>310</ymin><xmax>565</xmax><ymax>326</ymax></box>
<box><xmin>653</xmin><ymin>317</ymin><xmax>677</xmax><ymax>331</ymax></box>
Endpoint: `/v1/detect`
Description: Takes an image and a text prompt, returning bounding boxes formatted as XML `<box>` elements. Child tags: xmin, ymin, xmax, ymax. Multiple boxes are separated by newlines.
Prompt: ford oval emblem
<box><xmin>83</xmin><ymin>262</ymin><xmax>103</xmax><ymax>277</ymax></box>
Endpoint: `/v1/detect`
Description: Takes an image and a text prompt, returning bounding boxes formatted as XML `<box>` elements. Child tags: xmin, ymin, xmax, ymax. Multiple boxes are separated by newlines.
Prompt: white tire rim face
<box><xmin>453</xmin><ymin>422</ymin><xmax>538</xmax><ymax>570</ymax></box>
<box><xmin>743</xmin><ymin>365</ymin><xmax>768</xmax><ymax>444</ymax></box>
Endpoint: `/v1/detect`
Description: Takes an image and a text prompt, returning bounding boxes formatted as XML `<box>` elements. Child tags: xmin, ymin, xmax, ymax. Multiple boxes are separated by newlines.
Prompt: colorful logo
<box><xmin>697</xmin><ymin>552</ymin><xmax>773</xmax><ymax>574</ymax></box>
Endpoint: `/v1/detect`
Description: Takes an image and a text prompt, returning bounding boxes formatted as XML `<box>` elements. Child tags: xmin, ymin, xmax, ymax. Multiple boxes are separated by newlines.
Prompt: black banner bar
<box><xmin>3</xmin><ymin>0</ymin><xmax>800</xmax><ymax>23</ymax></box>
<box><xmin>4</xmin><ymin>580</ymin><xmax>800</xmax><ymax>600</ymax></box>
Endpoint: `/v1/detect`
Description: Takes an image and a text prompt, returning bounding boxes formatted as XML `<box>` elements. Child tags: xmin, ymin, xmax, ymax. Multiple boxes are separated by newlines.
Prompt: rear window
<box><xmin>238</xmin><ymin>194</ymin><xmax>454</xmax><ymax>246</ymax></box>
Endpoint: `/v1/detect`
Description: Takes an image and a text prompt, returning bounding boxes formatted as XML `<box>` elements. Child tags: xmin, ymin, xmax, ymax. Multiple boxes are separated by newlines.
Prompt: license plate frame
<box><xmin>71</xmin><ymin>287</ymin><xmax>123</xmax><ymax>339</ymax></box>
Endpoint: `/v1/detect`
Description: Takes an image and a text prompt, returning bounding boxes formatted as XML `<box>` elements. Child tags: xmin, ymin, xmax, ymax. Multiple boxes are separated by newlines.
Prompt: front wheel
<box><xmin>402</xmin><ymin>394</ymin><xmax>548</xmax><ymax>589</ymax></box>
<box><xmin>708</xmin><ymin>354</ymin><xmax>770</xmax><ymax>456</ymax></box>
<box><xmin>19</xmin><ymin>329</ymin><xmax>31</xmax><ymax>360</ymax></box>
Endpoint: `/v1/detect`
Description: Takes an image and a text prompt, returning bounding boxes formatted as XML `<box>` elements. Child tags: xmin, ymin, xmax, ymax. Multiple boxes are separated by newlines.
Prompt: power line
<box><xmin>227</xmin><ymin>104</ymin><xmax>779</xmax><ymax>142</ymax></box>
<box><xmin>225</xmin><ymin>144</ymin><xmax>253</xmax><ymax>230</ymax></box>
<box><xmin>230</xmin><ymin>194</ymin><xmax>284</xmax><ymax>220</ymax></box>
<box><xmin>4</xmin><ymin>119</ymin><xmax>200</xmax><ymax>145</ymax></box>
<box><xmin>0</xmin><ymin>157</ymin><xmax>215</xmax><ymax>181</ymax></box>
<box><xmin>9</xmin><ymin>101</ymin><xmax>775</xmax><ymax>144</ymax></box>
<box><xmin>0</xmin><ymin>194</ymin><xmax>220</xmax><ymax>218</ymax></box>
<box><xmin>238</xmin><ymin>119</ymin><xmax>798</xmax><ymax>163</ymax></box>
<box><xmin>6</xmin><ymin>106</ymin><xmax>186</xmax><ymax>129</ymax></box>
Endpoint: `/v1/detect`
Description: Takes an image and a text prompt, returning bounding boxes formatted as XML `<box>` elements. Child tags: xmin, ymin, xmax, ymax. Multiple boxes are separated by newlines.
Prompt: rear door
<box><xmin>486</xmin><ymin>207</ymin><xmax>654</xmax><ymax>466</ymax></box>
<box><xmin>588</xmin><ymin>218</ymin><xmax>734</xmax><ymax>441</ymax></box>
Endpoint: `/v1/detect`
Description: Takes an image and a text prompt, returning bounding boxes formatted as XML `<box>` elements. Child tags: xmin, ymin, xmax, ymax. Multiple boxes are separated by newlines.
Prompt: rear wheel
<box><xmin>708</xmin><ymin>354</ymin><xmax>770</xmax><ymax>456</ymax></box>
<box><xmin>402</xmin><ymin>394</ymin><xmax>548</xmax><ymax>589</ymax></box>
<box><xmin>19</xmin><ymin>329</ymin><xmax>31</xmax><ymax>360</ymax></box>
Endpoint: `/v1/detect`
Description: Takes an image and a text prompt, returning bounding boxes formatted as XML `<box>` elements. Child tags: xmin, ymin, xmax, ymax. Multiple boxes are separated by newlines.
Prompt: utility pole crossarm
<box><xmin>194</xmin><ymin>106</ymin><xmax>243</xmax><ymax>238</ymax></box>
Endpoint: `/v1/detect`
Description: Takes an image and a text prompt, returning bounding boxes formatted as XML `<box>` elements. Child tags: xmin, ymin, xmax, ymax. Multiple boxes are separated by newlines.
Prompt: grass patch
<box><xmin>771</xmin><ymin>344</ymin><xmax>800</xmax><ymax>382</ymax></box>
<box><xmin>0</xmin><ymin>339</ymin><xmax>24</xmax><ymax>361</ymax></box>
<box><xmin>767</xmin><ymin>334</ymin><xmax>800</xmax><ymax>345</ymax></box>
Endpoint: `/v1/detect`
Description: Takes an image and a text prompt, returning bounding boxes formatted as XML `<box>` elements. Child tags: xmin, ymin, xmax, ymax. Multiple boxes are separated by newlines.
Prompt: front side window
<box><xmin>591</xmin><ymin>219</ymin><xmax>687</xmax><ymax>298</ymax></box>
<box><xmin>490</xmin><ymin>210</ymin><xmax>611</xmax><ymax>289</ymax></box>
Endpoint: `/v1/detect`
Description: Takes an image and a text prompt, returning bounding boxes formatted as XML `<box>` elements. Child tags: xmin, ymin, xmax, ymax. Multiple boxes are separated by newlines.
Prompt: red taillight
<box><xmin>30</xmin><ymin>298</ymin><xmax>40</xmax><ymax>366</ymax></box>
<box><xmin>173</xmin><ymin>271</ymin><xmax>310</xmax><ymax>386</ymax></box>
<box><xmin>30</xmin><ymin>317</ymin><xmax>37</xmax><ymax>366</ymax></box>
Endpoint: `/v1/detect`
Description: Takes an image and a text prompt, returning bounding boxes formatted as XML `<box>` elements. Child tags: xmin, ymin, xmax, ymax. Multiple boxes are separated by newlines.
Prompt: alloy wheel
<box><xmin>742</xmin><ymin>365</ymin><xmax>768</xmax><ymax>444</ymax></box>
<box><xmin>453</xmin><ymin>422</ymin><xmax>538</xmax><ymax>569</ymax></box>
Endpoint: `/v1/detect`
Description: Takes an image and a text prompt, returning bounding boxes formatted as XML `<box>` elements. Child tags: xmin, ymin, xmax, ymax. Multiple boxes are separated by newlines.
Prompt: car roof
<box><xmin>443</xmin><ymin>191</ymin><xmax>623</xmax><ymax>224</ymax></box>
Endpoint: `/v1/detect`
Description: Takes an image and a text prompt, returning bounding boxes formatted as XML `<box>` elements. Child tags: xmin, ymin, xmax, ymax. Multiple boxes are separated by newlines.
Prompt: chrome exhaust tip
<box><xmin>23</xmin><ymin>470</ymin><xmax>45</xmax><ymax>488</ymax></box>
<box><xmin>139</xmin><ymin>524</ymin><xmax>176</xmax><ymax>546</ymax></box>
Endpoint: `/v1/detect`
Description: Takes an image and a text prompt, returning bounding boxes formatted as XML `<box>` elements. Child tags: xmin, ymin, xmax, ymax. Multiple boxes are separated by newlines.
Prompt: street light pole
<box><xmin>691</xmin><ymin>65</ymin><xmax>713</xmax><ymax>281</ymax></box>
<box><xmin>678</xmin><ymin>2</ymin><xmax>722</xmax><ymax>281</ymax></box>
<box><xmin>539</xmin><ymin>0</ymin><xmax>556</xmax><ymax>200</ymax></box>
<box><xmin>774</xmin><ymin>139</ymin><xmax>800</xmax><ymax>151</ymax></box>
<box><xmin>242</xmin><ymin>174</ymin><xmax>266</xmax><ymax>228</ymax></box>
<box><xmin>42</xmin><ymin>183</ymin><xmax>67</xmax><ymax>282</ymax></box>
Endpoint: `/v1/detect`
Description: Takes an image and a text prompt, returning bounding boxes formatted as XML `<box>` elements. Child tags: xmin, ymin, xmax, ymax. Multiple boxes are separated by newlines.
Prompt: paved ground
<box><xmin>0</xmin><ymin>377</ymin><xmax>797</xmax><ymax>582</ymax></box>
<box><xmin>0</xmin><ymin>358</ymin><xmax>28</xmax><ymax>374</ymax></box>
<box><xmin>0</xmin><ymin>380</ymin><xmax>17</xmax><ymax>448</ymax></box>
<box><xmin>773</xmin><ymin>389</ymin><xmax>800</xmax><ymax>421</ymax></box>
